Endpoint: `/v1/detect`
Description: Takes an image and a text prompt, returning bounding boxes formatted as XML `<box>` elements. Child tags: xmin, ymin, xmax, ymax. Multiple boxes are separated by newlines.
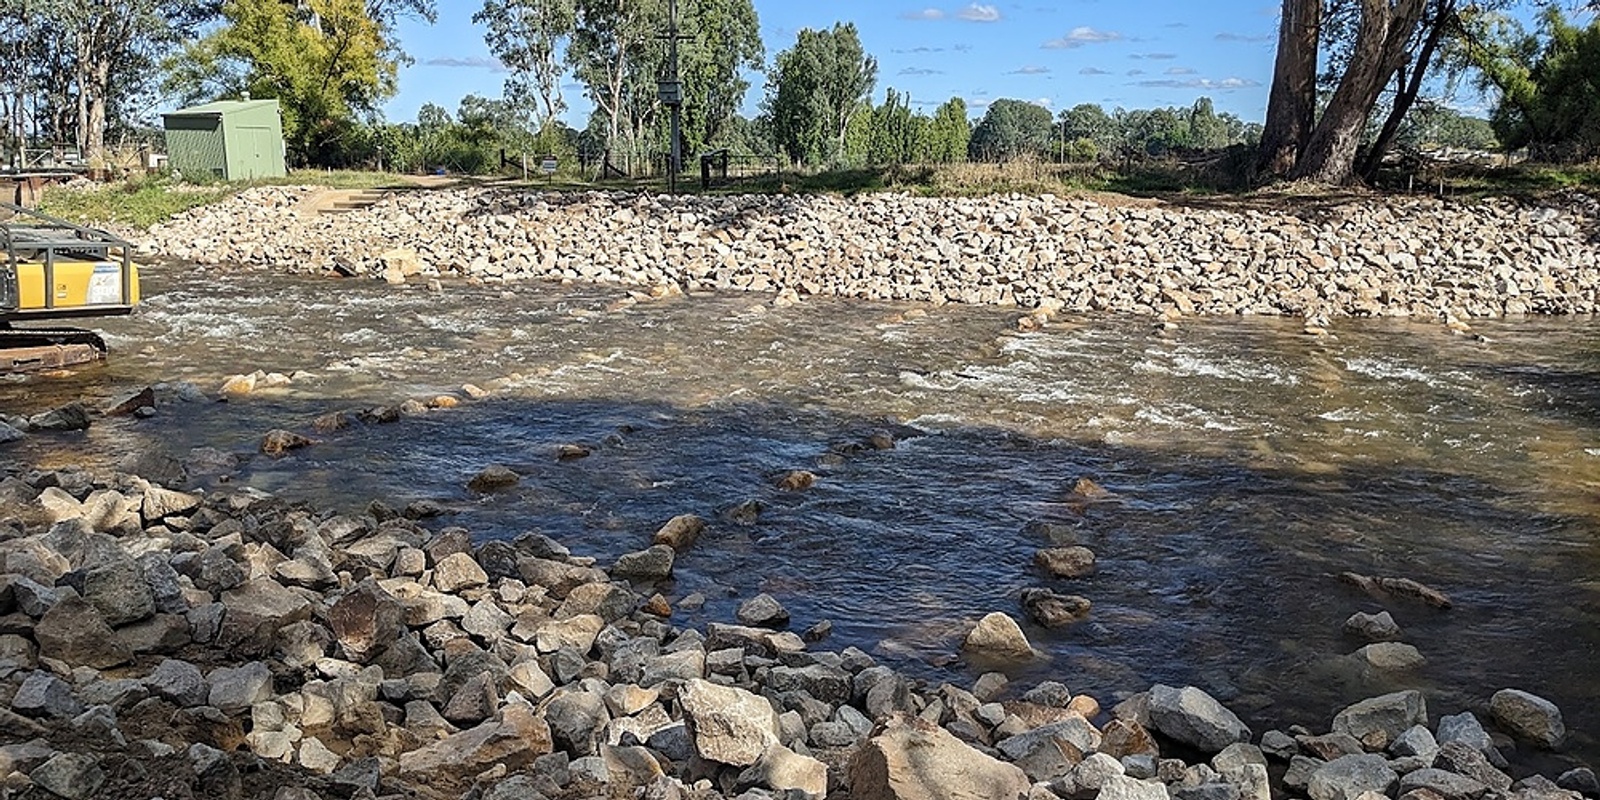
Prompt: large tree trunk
<box><xmin>1257</xmin><ymin>0</ymin><xmax>1321</xmax><ymax>176</ymax></box>
<box><xmin>1291</xmin><ymin>0</ymin><xmax>1428</xmax><ymax>184</ymax></box>
<box><xmin>1360</xmin><ymin>0</ymin><xmax>1452</xmax><ymax>181</ymax></box>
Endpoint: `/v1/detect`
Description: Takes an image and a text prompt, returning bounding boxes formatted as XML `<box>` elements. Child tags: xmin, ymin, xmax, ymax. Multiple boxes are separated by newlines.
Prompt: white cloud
<box><xmin>1032</xmin><ymin>97</ymin><xmax>1054</xmax><ymax>109</ymax></box>
<box><xmin>422</xmin><ymin>56</ymin><xmax>507</xmax><ymax>72</ymax></box>
<box><xmin>1010</xmin><ymin>65</ymin><xmax>1051</xmax><ymax>75</ymax></box>
<box><xmin>958</xmin><ymin>3</ymin><xmax>1002</xmax><ymax>22</ymax></box>
<box><xmin>1134</xmin><ymin>76</ymin><xmax>1263</xmax><ymax>90</ymax></box>
<box><xmin>901</xmin><ymin>8</ymin><xmax>946</xmax><ymax>20</ymax></box>
<box><xmin>1043</xmin><ymin>26</ymin><xmax>1124</xmax><ymax>48</ymax></box>
<box><xmin>1080</xmin><ymin>67</ymin><xmax>1113</xmax><ymax>76</ymax></box>
<box><xmin>1165</xmin><ymin>66</ymin><xmax>1197</xmax><ymax>75</ymax></box>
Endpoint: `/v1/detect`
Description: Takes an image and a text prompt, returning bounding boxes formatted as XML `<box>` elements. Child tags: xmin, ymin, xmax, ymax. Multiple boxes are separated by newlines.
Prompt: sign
<box><xmin>85</xmin><ymin>264</ymin><xmax>123</xmax><ymax>305</ymax></box>
<box><xmin>658</xmin><ymin>80</ymin><xmax>682</xmax><ymax>106</ymax></box>
<box><xmin>540</xmin><ymin>157</ymin><xmax>558</xmax><ymax>175</ymax></box>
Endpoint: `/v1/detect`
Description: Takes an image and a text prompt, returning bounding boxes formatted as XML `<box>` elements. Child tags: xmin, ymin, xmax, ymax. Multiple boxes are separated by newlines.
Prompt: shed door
<box><xmin>236</xmin><ymin>125</ymin><xmax>279</xmax><ymax>178</ymax></box>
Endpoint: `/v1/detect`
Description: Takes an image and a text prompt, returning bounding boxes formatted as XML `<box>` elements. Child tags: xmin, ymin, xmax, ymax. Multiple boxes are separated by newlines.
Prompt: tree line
<box><xmin>1</xmin><ymin>0</ymin><xmax>1594</xmax><ymax>182</ymax></box>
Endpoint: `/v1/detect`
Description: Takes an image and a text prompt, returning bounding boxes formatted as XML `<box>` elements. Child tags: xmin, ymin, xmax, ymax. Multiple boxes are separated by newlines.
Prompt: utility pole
<box><xmin>659</xmin><ymin>0</ymin><xmax>687</xmax><ymax>194</ymax></box>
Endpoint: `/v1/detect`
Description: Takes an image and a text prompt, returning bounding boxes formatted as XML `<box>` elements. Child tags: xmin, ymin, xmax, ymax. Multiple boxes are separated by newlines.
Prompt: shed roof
<box><xmin>163</xmin><ymin>99</ymin><xmax>280</xmax><ymax>119</ymax></box>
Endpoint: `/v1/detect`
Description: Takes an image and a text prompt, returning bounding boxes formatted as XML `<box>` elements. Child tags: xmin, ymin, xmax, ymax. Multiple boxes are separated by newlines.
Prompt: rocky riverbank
<box><xmin>1</xmin><ymin>414</ymin><xmax>1596</xmax><ymax>799</ymax></box>
<box><xmin>133</xmin><ymin>185</ymin><xmax>1600</xmax><ymax>319</ymax></box>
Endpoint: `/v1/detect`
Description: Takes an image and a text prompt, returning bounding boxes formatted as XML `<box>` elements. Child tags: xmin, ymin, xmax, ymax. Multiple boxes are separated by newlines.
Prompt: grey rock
<box><xmin>219</xmin><ymin>578</ymin><xmax>313</xmax><ymax>656</ymax></box>
<box><xmin>1173</xmin><ymin>783</ymin><xmax>1239</xmax><ymax>800</ymax></box>
<box><xmin>34</xmin><ymin>594</ymin><xmax>130</xmax><ymax>668</ymax></box>
<box><xmin>766</xmin><ymin>664</ymin><xmax>852</xmax><ymax>706</ymax></box>
<box><xmin>1556</xmin><ymin>768</ymin><xmax>1599</xmax><ymax>796</ymax></box>
<box><xmin>1096</xmin><ymin>775</ymin><xmax>1171</xmax><ymax>800</ymax></box>
<box><xmin>736</xmin><ymin>593</ymin><xmax>791</xmax><ymax>628</ymax></box>
<box><xmin>71</xmin><ymin>705</ymin><xmax>125</xmax><ymax>747</ymax></box>
<box><xmin>1284</xmin><ymin>756</ymin><xmax>1325</xmax><ymax>792</ymax></box>
<box><xmin>962</xmin><ymin>611</ymin><xmax>1036</xmax><ymax>660</ymax></box>
<box><xmin>680</xmin><ymin>678</ymin><xmax>778</xmax><ymax>767</ymax></box>
<box><xmin>545</xmin><ymin>689</ymin><xmax>609</xmax><ymax>757</ymax></box>
<box><xmin>136</xmin><ymin>553</ymin><xmax>190</xmax><ymax>615</ymax></box>
<box><xmin>1400</xmin><ymin>768</ymin><xmax>1490</xmax><ymax>800</ymax></box>
<box><xmin>613</xmin><ymin>545</ymin><xmax>675</xmax><ymax>581</ymax></box>
<box><xmin>146</xmin><ymin>659</ymin><xmax>209</xmax><ymax>707</ymax></box>
<box><xmin>1436</xmin><ymin>712</ymin><xmax>1506</xmax><ymax>767</ymax></box>
<box><xmin>1355</xmin><ymin>642</ymin><xmax>1425</xmax><ymax>671</ymax></box>
<box><xmin>1260</xmin><ymin>730</ymin><xmax>1299</xmax><ymax>761</ymax></box>
<box><xmin>1333</xmin><ymin>690</ymin><xmax>1428</xmax><ymax>751</ymax></box>
<box><xmin>1390</xmin><ymin>725</ymin><xmax>1439</xmax><ymax>761</ymax></box>
<box><xmin>1433</xmin><ymin>742</ymin><xmax>1512</xmax><ymax>793</ymax></box>
<box><xmin>1025</xmin><ymin>681</ymin><xmax>1074</xmax><ymax>708</ymax></box>
<box><xmin>1148</xmin><ymin>684</ymin><xmax>1251</xmax><ymax>754</ymax></box>
<box><xmin>81</xmin><ymin>557</ymin><xmax>156</xmax><ymax>626</ymax></box>
<box><xmin>1489</xmin><ymin>689</ymin><xmax>1565</xmax><ymax>749</ymax></box>
<box><xmin>207</xmin><ymin>662</ymin><xmax>273</xmax><ymax>713</ymax></box>
<box><xmin>12</xmin><ymin>671</ymin><xmax>83</xmax><ymax>719</ymax></box>
<box><xmin>30</xmin><ymin>752</ymin><xmax>105</xmax><ymax>800</ymax></box>
<box><xmin>1307</xmin><ymin>754</ymin><xmax>1398</xmax><ymax>800</ymax></box>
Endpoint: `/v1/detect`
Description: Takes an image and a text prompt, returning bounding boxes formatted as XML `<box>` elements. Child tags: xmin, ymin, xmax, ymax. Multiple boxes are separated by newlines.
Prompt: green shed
<box><xmin>162</xmin><ymin>99</ymin><xmax>287</xmax><ymax>180</ymax></box>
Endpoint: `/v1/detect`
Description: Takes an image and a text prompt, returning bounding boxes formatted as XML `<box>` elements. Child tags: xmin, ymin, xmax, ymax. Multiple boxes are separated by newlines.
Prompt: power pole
<box><xmin>659</xmin><ymin>0</ymin><xmax>688</xmax><ymax>194</ymax></box>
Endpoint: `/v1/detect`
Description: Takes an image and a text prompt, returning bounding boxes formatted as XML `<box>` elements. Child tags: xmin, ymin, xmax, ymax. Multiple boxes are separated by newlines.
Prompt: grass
<box><xmin>37</xmin><ymin>169</ymin><xmax>420</xmax><ymax>228</ymax></box>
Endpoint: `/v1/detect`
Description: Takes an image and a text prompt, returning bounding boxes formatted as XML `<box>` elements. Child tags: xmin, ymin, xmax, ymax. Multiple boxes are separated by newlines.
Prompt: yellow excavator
<box><xmin>1</xmin><ymin>201</ymin><xmax>141</xmax><ymax>372</ymax></box>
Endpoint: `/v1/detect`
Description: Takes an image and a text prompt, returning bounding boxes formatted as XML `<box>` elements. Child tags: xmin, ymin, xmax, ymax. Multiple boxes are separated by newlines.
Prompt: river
<box><xmin>4</xmin><ymin>265</ymin><xmax>1598</xmax><ymax>770</ymax></box>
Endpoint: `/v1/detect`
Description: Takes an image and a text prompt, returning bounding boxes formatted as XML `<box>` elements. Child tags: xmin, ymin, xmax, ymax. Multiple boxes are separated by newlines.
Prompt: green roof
<box><xmin>164</xmin><ymin>99</ymin><xmax>280</xmax><ymax>118</ymax></box>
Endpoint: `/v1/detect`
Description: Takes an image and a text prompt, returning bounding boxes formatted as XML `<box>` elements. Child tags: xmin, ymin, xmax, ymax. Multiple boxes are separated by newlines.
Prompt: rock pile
<box><xmin>0</xmin><ymin>462</ymin><xmax>1592</xmax><ymax>800</ymax></box>
<box><xmin>134</xmin><ymin>186</ymin><xmax>1600</xmax><ymax>319</ymax></box>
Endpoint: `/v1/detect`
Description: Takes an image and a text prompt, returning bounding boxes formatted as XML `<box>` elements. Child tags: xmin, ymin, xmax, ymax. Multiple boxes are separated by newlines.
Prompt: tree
<box><xmin>1258</xmin><ymin>0</ymin><xmax>1321</xmax><ymax>175</ymax></box>
<box><xmin>762</xmin><ymin>22</ymin><xmax>876</xmax><ymax>166</ymax></box>
<box><xmin>1470</xmin><ymin>6</ymin><xmax>1600</xmax><ymax>161</ymax></box>
<box><xmin>968</xmin><ymin>99</ymin><xmax>1053</xmax><ymax>161</ymax></box>
<box><xmin>925</xmin><ymin>97</ymin><xmax>970</xmax><ymax>163</ymax></box>
<box><xmin>167</xmin><ymin>0</ymin><xmax>422</xmax><ymax>165</ymax></box>
<box><xmin>867</xmin><ymin>87</ymin><xmax>921</xmax><ymax>165</ymax></box>
<box><xmin>568</xmin><ymin>0</ymin><xmax>663</xmax><ymax>158</ymax></box>
<box><xmin>677</xmin><ymin>0</ymin><xmax>764</xmax><ymax>156</ymax></box>
<box><xmin>1187</xmin><ymin>97</ymin><xmax>1230</xmax><ymax>150</ymax></box>
<box><xmin>476</xmin><ymin>0</ymin><xmax>576</xmax><ymax>129</ymax></box>
<box><xmin>1058</xmin><ymin>103</ymin><xmax>1115</xmax><ymax>159</ymax></box>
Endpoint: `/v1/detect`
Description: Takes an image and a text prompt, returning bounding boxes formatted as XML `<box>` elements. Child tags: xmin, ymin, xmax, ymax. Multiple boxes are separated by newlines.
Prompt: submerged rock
<box><xmin>1489</xmin><ymin>689</ymin><xmax>1565</xmax><ymax>749</ymax></box>
<box><xmin>963</xmin><ymin>612</ymin><xmax>1036</xmax><ymax>660</ymax></box>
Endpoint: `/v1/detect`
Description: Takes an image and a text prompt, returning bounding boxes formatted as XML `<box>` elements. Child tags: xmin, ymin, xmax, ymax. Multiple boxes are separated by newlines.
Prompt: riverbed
<box><xmin>4</xmin><ymin>265</ymin><xmax>1599</xmax><ymax>769</ymax></box>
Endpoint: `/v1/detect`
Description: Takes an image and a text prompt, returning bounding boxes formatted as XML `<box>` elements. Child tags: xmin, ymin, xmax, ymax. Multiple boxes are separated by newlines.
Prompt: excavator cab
<box><xmin>1</xmin><ymin>201</ymin><xmax>140</xmax><ymax>372</ymax></box>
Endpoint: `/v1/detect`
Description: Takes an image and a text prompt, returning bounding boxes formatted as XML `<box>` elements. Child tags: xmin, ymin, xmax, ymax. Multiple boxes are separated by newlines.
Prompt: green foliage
<box><xmin>476</xmin><ymin>0</ymin><xmax>577</xmax><ymax>128</ymax></box>
<box><xmin>678</xmin><ymin>0</ymin><xmax>764</xmax><ymax>156</ymax></box>
<box><xmin>763</xmin><ymin>22</ymin><xmax>877</xmax><ymax>166</ymax></box>
<box><xmin>165</xmin><ymin>0</ymin><xmax>430</xmax><ymax>167</ymax></box>
<box><xmin>968</xmin><ymin>99</ymin><xmax>1053</xmax><ymax>162</ymax></box>
<box><xmin>925</xmin><ymin>97</ymin><xmax>971</xmax><ymax>164</ymax></box>
<box><xmin>1058</xmin><ymin>103</ymin><xmax>1116</xmax><ymax>160</ymax></box>
<box><xmin>1471</xmin><ymin>6</ymin><xmax>1600</xmax><ymax>161</ymax></box>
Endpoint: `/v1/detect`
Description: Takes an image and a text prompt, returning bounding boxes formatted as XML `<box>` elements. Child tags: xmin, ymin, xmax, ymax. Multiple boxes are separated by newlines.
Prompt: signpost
<box><xmin>660</xmin><ymin>0</ymin><xmax>688</xmax><ymax>195</ymax></box>
<box><xmin>540</xmin><ymin>156</ymin><xmax>558</xmax><ymax>185</ymax></box>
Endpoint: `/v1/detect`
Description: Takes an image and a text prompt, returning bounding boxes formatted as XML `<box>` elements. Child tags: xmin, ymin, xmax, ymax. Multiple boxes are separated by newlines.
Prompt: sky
<box><xmin>384</xmin><ymin>1</ymin><xmax>1299</xmax><ymax>126</ymax></box>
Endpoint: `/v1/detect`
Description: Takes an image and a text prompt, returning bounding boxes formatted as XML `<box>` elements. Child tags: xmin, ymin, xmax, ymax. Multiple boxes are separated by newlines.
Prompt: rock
<box><xmin>1390</xmin><ymin>726</ymin><xmax>1438</xmax><ymax>760</ymax></box>
<box><xmin>1433</xmin><ymin>742</ymin><xmax>1512</xmax><ymax>792</ymax></box>
<box><xmin>1147</xmin><ymin>685</ymin><xmax>1251</xmax><ymax>754</ymax></box>
<box><xmin>613</xmin><ymin>545</ymin><xmax>674</xmax><ymax>580</ymax></box>
<box><xmin>208</xmin><ymin>662</ymin><xmax>273</xmax><ymax>713</ymax></box>
<box><xmin>104</xmin><ymin>387</ymin><xmax>156</xmax><ymax>416</ymax></box>
<box><xmin>1489</xmin><ymin>689</ymin><xmax>1565</xmax><ymax>748</ymax></box>
<box><xmin>34</xmin><ymin>594</ymin><xmax>130</xmax><ymax>668</ymax></box>
<box><xmin>997</xmin><ymin>716</ymin><xmax>1102</xmax><ymax>781</ymax></box>
<box><xmin>1308</xmin><ymin>755</ymin><xmax>1399</xmax><ymax>800</ymax></box>
<box><xmin>146</xmin><ymin>659</ymin><xmax>209</xmax><ymax>707</ymax></box>
<box><xmin>12</xmin><ymin>671</ymin><xmax>83</xmax><ymax>719</ymax></box>
<box><xmin>1355</xmin><ymin>642</ymin><xmax>1425</xmax><ymax>671</ymax></box>
<box><xmin>328</xmin><ymin>579</ymin><xmax>403</xmax><ymax>663</ymax></box>
<box><xmin>777</xmin><ymin>470</ymin><xmax>817</xmax><ymax>491</ymax></box>
<box><xmin>433</xmin><ymin>552</ymin><xmax>489</xmax><ymax>592</ymax></box>
<box><xmin>744</xmin><ymin>743</ymin><xmax>829</xmax><ymax>799</ymax></box>
<box><xmin>1343</xmin><ymin>611</ymin><xmax>1402</xmax><ymax>642</ymax></box>
<box><xmin>1436</xmin><ymin>712</ymin><xmax>1498</xmax><ymax>759</ymax></box>
<box><xmin>188</xmin><ymin>743</ymin><xmax>241</xmax><ymax>800</ymax></box>
<box><xmin>260</xmin><ymin>429</ymin><xmax>315</xmax><ymax>457</ymax></box>
<box><xmin>963</xmin><ymin>612</ymin><xmax>1036</xmax><ymax>660</ymax></box>
<box><xmin>29</xmin><ymin>752</ymin><xmax>105</xmax><ymax>800</ymax></box>
<box><xmin>468</xmin><ymin>465</ymin><xmax>521</xmax><ymax>493</ymax></box>
<box><xmin>1332</xmin><ymin>690</ymin><xmax>1428</xmax><ymax>751</ymax></box>
<box><xmin>398</xmin><ymin>700</ymin><xmax>554</xmax><ymax>778</ymax></box>
<box><xmin>1020</xmin><ymin>588</ymin><xmax>1091</xmax><ymax>628</ymax></box>
<box><xmin>768</xmin><ymin>664</ymin><xmax>853</xmax><ymax>706</ymax></box>
<box><xmin>1400</xmin><ymin>769</ymin><xmax>1490</xmax><ymax>800</ymax></box>
<box><xmin>737</xmin><ymin>593</ymin><xmax>790</xmax><ymax>628</ymax></box>
<box><xmin>81</xmin><ymin>557</ymin><xmax>155</xmax><ymax>626</ymax></box>
<box><xmin>679</xmin><ymin>678</ymin><xmax>779</xmax><ymax>767</ymax></box>
<box><xmin>1100</xmin><ymin>720</ymin><xmax>1160</xmax><ymax>760</ymax></box>
<box><xmin>1035</xmin><ymin>546</ymin><xmax>1097</xmax><ymax>578</ymax></box>
<box><xmin>142</xmin><ymin>486</ymin><xmax>201</xmax><ymax>521</ymax></box>
<box><xmin>297</xmin><ymin>737</ymin><xmax>341</xmax><ymax>774</ymax></box>
<box><xmin>849</xmin><ymin>714</ymin><xmax>1031</xmax><ymax>800</ymax></box>
<box><xmin>30</xmin><ymin>404</ymin><xmax>91</xmax><ymax>432</ymax></box>
<box><xmin>218</xmin><ymin>578</ymin><xmax>312</xmax><ymax>655</ymax></box>
<box><xmin>652</xmin><ymin>514</ymin><xmax>705</xmax><ymax>551</ymax></box>
<box><xmin>1338</xmin><ymin>573</ymin><xmax>1452</xmax><ymax>609</ymax></box>
<box><xmin>442</xmin><ymin>672</ymin><xmax>499</xmax><ymax>726</ymax></box>
<box><xmin>0</xmin><ymin>421</ymin><xmax>25</xmax><ymax>443</ymax></box>
<box><xmin>1556</xmin><ymin>769</ymin><xmax>1599</xmax><ymax>796</ymax></box>
<box><xmin>220</xmin><ymin>374</ymin><xmax>257</xmax><ymax>395</ymax></box>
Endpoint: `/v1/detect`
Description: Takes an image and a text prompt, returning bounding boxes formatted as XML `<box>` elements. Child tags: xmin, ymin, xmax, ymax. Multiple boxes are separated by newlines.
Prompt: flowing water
<box><xmin>5</xmin><ymin>266</ymin><xmax>1600</xmax><ymax>769</ymax></box>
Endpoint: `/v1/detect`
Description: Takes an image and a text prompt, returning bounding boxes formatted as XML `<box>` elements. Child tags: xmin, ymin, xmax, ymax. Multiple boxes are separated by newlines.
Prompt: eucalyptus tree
<box><xmin>476</xmin><ymin>0</ymin><xmax>576</xmax><ymax>129</ymax></box>
<box><xmin>764</xmin><ymin>22</ymin><xmax>877</xmax><ymax>165</ymax></box>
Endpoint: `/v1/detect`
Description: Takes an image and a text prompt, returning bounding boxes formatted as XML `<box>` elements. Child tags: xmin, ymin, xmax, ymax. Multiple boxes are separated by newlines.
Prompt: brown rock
<box><xmin>1099</xmin><ymin>719</ymin><xmax>1160</xmax><ymax>759</ymax></box>
<box><xmin>261</xmin><ymin>430</ymin><xmax>316</xmax><ymax>457</ymax></box>
<box><xmin>328</xmin><ymin>580</ymin><xmax>403</xmax><ymax>663</ymax></box>
<box><xmin>776</xmin><ymin>471</ymin><xmax>817</xmax><ymax>491</ymax></box>
<box><xmin>467</xmin><ymin>465</ymin><xmax>520</xmax><ymax>493</ymax></box>
<box><xmin>34</xmin><ymin>595</ymin><xmax>131</xmax><ymax>669</ymax></box>
<box><xmin>849</xmin><ymin>714</ymin><xmax>1030</xmax><ymax>800</ymax></box>
<box><xmin>1035</xmin><ymin>546</ymin><xmax>1096</xmax><ymax>578</ymax></box>
<box><xmin>652</xmin><ymin>514</ymin><xmax>705</xmax><ymax>551</ymax></box>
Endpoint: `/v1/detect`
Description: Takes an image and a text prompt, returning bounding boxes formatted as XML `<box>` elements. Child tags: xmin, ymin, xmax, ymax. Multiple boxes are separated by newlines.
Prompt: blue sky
<box><xmin>386</xmin><ymin>1</ymin><xmax>1295</xmax><ymax>125</ymax></box>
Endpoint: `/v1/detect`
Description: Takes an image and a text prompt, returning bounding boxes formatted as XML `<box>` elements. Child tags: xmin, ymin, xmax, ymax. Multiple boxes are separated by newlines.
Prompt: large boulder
<box><xmin>1489</xmin><ymin>689</ymin><xmax>1565</xmax><ymax>749</ymax></box>
<box><xmin>29</xmin><ymin>752</ymin><xmax>104</xmax><ymax>800</ymax></box>
<box><xmin>218</xmin><ymin>578</ymin><xmax>313</xmax><ymax>656</ymax></box>
<box><xmin>962</xmin><ymin>612</ymin><xmax>1036</xmax><ymax>660</ymax></box>
<box><xmin>80</xmin><ymin>557</ymin><xmax>156</xmax><ymax>627</ymax></box>
<box><xmin>397</xmin><ymin>700</ymin><xmax>553</xmax><ymax>781</ymax></box>
<box><xmin>1331</xmin><ymin>690</ymin><xmax>1427</xmax><ymax>751</ymax></box>
<box><xmin>848</xmin><ymin>714</ymin><xmax>1031</xmax><ymax>800</ymax></box>
<box><xmin>652</xmin><ymin>514</ymin><xmax>705</xmax><ymax>551</ymax></box>
<box><xmin>679</xmin><ymin>678</ymin><xmax>779</xmax><ymax>767</ymax></box>
<box><xmin>328</xmin><ymin>580</ymin><xmax>404</xmax><ymax>663</ymax></box>
<box><xmin>1308</xmin><ymin>754</ymin><xmax>1398</xmax><ymax>800</ymax></box>
<box><xmin>1148</xmin><ymin>685</ymin><xmax>1251</xmax><ymax>754</ymax></box>
<box><xmin>612</xmin><ymin>545</ymin><xmax>674</xmax><ymax>581</ymax></box>
<box><xmin>33</xmin><ymin>594</ymin><xmax>130</xmax><ymax>668</ymax></box>
<box><xmin>742</xmin><ymin>743</ymin><xmax>828</xmax><ymax>800</ymax></box>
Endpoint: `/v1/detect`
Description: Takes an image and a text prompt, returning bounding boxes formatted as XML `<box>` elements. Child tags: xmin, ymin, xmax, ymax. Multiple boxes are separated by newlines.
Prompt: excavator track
<box><xmin>0</xmin><ymin>326</ymin><xmax>108</xmax><ymax>372</ymax></box>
